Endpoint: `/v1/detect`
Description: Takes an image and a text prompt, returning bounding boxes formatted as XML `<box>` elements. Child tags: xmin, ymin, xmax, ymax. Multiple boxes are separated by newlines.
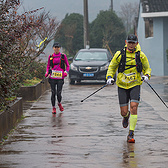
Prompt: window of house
<box><xmin>145</xmin><ymin>18</ymin><xmax>153</xmax><ymax>38</ymax></box>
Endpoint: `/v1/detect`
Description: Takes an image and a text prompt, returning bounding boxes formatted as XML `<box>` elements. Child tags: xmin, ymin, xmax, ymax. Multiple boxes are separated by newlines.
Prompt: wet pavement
<box><xmin>0</xmin><ymin>76</ymin><xmax>168</xmax><ymax>168</ymax></box>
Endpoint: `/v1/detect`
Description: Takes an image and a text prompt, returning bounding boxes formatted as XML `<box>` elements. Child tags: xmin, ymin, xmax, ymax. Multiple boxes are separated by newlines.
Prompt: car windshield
<box><xmin>75</xmin><ymin>51</ymin><xmax>108</xmax><ymax>61</ymax></box>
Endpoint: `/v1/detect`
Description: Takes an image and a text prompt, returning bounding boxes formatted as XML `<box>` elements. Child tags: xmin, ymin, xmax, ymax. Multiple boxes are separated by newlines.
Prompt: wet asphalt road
<box><xmin>0</xmin><ymin>76</ymin><xmax>168</xmax><ymax>168</ymax></box>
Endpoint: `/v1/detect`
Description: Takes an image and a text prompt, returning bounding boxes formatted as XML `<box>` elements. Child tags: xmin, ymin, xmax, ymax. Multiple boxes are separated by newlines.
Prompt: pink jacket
<box><xmin>46</xmin><ymin>52</ymin><xmax>70</xmax><ymax>79</ymax></box>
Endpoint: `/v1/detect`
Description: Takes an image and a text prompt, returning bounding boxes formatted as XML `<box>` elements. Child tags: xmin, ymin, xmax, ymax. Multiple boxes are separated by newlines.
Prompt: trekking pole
<box><xmin>40</xmin><ymin>77</ymin><xmax>47</xmax><ymax>84</ymax></box>
<box><xmin>81</xmin><ymin>84</ymin><xmax>108</xmax><ymax>102</ymax></box>
<box><xmin>41</xmin><ymin>69</ymin><xmax>52</xmax><ymax>84</ymax></box>
<box><xmin>146</xmin><ymin>82</ymin><xmax>168</xmax><ymax>109</ymax></box>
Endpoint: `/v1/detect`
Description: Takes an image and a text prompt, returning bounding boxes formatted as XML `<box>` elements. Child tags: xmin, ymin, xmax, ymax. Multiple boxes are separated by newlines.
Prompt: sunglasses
<box><xmin>54</xmin><ymin>46</ymin><xmax>60</xmax><ymax>48</ymax></box>
<box><xmin>128</xmin><ymin>42</ymin><xmax>136</xmax><ymax>44</ymax></box>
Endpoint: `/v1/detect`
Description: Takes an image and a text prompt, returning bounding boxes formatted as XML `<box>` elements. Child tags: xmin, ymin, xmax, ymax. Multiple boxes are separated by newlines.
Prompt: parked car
<box><xmin>68</xmin><ymin>48</ymin><xmax>115</xmax><ymax>84</ymax></box>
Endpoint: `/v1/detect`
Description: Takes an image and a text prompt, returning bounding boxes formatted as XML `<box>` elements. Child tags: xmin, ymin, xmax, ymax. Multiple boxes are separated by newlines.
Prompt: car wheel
<box><xmin>69</xmin><ymin>79</ymin><xmax>75</xmax><ymax>85</ymax></box>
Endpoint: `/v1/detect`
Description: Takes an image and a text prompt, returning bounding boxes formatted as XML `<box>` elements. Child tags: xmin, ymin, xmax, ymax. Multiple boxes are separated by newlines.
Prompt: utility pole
<box><xmin>83</xmin><ymin>0</ymin><xmax>89</xmax><ymax>49</ymax></box>
<box><xmin>111</xmin><ymin>0</ymin><xmax>113</xmax><ymax>11</ymax></box>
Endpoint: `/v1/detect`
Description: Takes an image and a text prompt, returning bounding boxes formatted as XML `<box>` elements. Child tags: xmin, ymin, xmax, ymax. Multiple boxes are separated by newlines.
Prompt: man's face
<box><xmin>125</xmin><ymin>40</ymin><xmax>138</xmax><ymax>51</ymax></box>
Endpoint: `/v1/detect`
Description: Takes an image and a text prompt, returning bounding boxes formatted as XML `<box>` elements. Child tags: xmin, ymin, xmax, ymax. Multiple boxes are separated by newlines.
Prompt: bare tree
<box><xmin>120</xmin><ymin>2</ymin><xmax>139</xmax><ymax>33</ymax></box>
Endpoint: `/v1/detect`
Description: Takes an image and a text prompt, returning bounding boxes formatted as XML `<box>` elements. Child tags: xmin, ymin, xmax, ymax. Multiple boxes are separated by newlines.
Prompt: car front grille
<box><xmin>79</xmin><ymin>66</ymin><xmax>98</xmax><ymax>73</ymax></box>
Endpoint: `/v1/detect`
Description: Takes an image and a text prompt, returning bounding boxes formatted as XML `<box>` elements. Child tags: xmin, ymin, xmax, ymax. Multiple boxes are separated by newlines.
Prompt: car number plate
<box><xmin>83</xmin><ymin>73</ymin><xmax>94</xmax><ymax>77</ymax></box>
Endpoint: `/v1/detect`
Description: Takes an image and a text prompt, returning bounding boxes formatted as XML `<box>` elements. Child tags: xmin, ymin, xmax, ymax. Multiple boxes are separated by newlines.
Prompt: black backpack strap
<box><xmin>60</xmin><ymin>54</ymin><xmax>65</xmax><ymax>71</ymax></box>
<box><xmin>135</xmin><ymin>51</ymin><xmax>142</xmax><ymax>73</ymax></box>
<box><xmin>118</xmin><ymin>48</ymin><xmax>126</xmax><ymax>73</ymax></box>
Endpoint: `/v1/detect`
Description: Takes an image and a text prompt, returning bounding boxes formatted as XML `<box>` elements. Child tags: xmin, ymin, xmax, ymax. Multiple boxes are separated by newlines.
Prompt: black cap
<box><xmin>53</xmin><ymin>42</ymin><xmax>61</xmax><ymax>48</ymax></box>
<box><xmin>126</xmin><ymin>34</ymin><xmax>138</xmax><ymax>43</ymax></box>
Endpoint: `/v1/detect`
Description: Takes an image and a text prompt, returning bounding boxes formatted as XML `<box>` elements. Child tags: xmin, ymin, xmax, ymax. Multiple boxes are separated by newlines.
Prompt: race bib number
<box><xmin>122</xmin><ymin>73</ymin><xmax>137</xmax><ymax>83</ymax></box>
<box><xmin>51</xmin><ymin>70</ymin><xmax>62</xmax><ymax>79</ymax></box>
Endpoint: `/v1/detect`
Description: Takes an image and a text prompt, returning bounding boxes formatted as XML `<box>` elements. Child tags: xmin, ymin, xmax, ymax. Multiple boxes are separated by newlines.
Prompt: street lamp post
<box><xmin>83</xmin><ymin>0</ymin><xmax>89</xmax><ymax>49</ymax></box>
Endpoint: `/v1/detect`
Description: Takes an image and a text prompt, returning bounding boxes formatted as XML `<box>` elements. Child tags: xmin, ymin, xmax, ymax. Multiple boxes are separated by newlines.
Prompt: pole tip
<box><xmin>81</xmin><ymin>100</ymin><xmax>83</xmax><ymax>102</ymax></box>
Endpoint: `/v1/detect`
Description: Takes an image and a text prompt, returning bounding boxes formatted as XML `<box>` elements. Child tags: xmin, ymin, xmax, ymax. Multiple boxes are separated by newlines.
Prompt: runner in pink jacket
<box><xmin>45</xmin><ymin>42</ymin><xmax>70</xmax><ymax>114</ymax></box>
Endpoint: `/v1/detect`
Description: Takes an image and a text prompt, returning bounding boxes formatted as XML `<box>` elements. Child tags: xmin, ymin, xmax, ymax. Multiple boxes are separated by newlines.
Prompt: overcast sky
<box><xmin>19</xmin><ymin>0</ymin><xmax>139</xmax><ymax>57</ymax></box>
<box><xmin>20</xmin><ymin>0</ymin><xmax>139</xmax><ymax>22</ymax></box>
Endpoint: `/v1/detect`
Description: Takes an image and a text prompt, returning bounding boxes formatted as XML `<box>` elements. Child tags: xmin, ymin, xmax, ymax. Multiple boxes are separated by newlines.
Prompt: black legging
<box><xmin>48</xmin><ymin>78</ymin><xmax>64</xmax><ymax>106</ymax></box>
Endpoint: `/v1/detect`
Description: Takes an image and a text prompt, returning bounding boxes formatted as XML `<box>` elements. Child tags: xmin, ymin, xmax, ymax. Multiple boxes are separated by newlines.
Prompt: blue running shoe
<box><xmin>127</xmin><ymin>130</ymin><xmax>135</xmax><ymax>143</ymax></box>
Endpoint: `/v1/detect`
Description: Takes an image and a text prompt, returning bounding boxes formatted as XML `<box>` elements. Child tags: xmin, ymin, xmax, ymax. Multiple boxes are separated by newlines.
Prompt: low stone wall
<box><xmin>18</xmin><ymin>78</ymin><xmax>50</xmax><ymax>101</ymax></box>
<box><xmin>0</xmin><ymin>97</ymin><xmax>22</xmax><ymax>141</ymax></box>
<box><xmin>0</xmin><ymin>78</ymin><xmax>50</xmax><ymax>141</ymax></box>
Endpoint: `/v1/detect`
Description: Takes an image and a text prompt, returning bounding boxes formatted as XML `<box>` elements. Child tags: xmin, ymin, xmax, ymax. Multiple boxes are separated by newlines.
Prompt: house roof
<box><xmin>141</xmin><ymin>0</ymin><xmax>168</xmax><ymax>13</ymax></box>
<box><xmin>141</xmin><ymin>0</ymin><xmax>168</xmax><ymax>18</ymax></box>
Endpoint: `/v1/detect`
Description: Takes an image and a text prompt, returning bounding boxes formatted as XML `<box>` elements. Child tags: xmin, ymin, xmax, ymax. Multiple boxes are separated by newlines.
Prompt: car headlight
<box><xmin>70</xmin><ymin>63</ymin><xmax>78</xmax><ymax>71</ymax></box>
<box><xmin>100</xmin><ymin>63</ymin><xmax>109</xmax><ymax>71</ymax></box>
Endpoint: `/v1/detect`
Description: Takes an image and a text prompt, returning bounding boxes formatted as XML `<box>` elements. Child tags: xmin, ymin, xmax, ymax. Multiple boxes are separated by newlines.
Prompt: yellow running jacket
<box><xmin>106</xmin><ymin>44</ymin><xmax>151</xmax><ymax>89</ymax></box>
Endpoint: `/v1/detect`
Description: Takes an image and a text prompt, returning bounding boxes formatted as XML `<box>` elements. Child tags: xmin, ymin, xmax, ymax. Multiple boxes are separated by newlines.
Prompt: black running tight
<box><xmin>48</xmin><ymin>78</ymin><xmax>64</xmax><ymax>106</ymax></box>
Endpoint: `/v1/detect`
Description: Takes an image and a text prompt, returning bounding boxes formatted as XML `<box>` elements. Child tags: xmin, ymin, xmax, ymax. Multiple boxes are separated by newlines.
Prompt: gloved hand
<box><xmin>107</xmin><ymin>78</ymin><xmax>114</xmax><ymax>85</ymax></box>
<box><xmin>45</xmin><ymin>72</ymin><xmax>49</xmax><ymax>78</ymax></box>
<box><xmin>64</xmin><ymin>71</ymin><xmax>68</xmax><ymax>77</ymax></box>
<box><xmin>142</xmin><ymin>75</ymin><xmax>149</xmax><ymax>83</ymax></box>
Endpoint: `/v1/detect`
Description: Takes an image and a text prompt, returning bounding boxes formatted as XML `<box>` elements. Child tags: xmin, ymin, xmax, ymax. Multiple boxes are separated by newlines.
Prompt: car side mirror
<box><xmin>68</xmin><ymin>57</ymin><xmax>73</xmax><ymax>61</ymax></box>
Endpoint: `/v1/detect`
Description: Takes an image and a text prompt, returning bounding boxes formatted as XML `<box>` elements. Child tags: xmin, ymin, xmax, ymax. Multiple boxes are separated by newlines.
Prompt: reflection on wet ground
<box><xmin>0</xmin><ymin>77</ymin><xmax>168</xmax><ymax>168</ymax></box>
<box><xmin>122</xmin><ymin>143</ymin><xmax>137</xmax><ymax>167</ymax></box>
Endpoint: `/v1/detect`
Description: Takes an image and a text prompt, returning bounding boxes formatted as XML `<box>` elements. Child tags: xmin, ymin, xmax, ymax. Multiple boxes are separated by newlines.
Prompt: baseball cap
<box><xmin>53</xmin><ymin>42</ymin><xmax>61</xmax><ymax>48</ymax></box>
<box><xmin>126</xmin><ymin>34</ymin><xmax>138</xmax><ymax>43</ymax></box>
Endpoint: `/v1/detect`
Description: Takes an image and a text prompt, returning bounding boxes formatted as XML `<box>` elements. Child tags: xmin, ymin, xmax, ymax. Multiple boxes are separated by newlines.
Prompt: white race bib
<box><xmin>121</xmin><ymin>73</ymin><xmax>137</xmax><ymax>83</ymax></box>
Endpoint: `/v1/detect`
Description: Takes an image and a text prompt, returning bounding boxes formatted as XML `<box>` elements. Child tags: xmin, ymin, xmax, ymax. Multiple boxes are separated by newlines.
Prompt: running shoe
<box><xmin>52</xmin><ymin>107</ymin><xmax>56</xmax><ymax>114</ymax></box>
<box><xmin>122</xmin><ymin>111</ymin><xmax>130</xmax><ymax>128</ymax></box>
<box><xmin>127</xmin><ymin>130</ymin><xmax>135</xmax><ymax>143</ymax></box>
<box><xmin>58</xmin><ymin>103</ymin><xmax>64</xmax><ymax>111</ymax></box>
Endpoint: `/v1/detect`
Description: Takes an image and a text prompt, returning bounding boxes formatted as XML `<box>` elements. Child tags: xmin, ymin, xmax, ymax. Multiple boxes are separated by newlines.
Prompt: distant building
<box><xmin>137</xmin><ymin>0</ymin><xmax>168</xmax><ymax>76</ymax></box>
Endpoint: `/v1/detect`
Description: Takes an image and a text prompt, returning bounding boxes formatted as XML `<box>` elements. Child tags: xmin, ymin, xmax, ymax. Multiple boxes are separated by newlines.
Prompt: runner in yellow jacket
<box><xmin>106</xmin><ymin>34</ymin><xmax>151</xmax><ymax>143</ymax></box>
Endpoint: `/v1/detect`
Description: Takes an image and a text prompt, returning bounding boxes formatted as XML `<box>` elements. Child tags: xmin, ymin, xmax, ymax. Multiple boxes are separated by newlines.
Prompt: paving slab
<box><xmin>0</xmin><ymin>77</ymin><xmax>168</xmax><ymax>168</ymax></box>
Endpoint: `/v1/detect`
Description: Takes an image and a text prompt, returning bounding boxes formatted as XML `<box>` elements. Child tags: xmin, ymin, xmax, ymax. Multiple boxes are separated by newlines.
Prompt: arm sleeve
<box><xmin>141</xmin><ymin>52</ymin><xmax>151</xmax><ymax>78</ymax></box>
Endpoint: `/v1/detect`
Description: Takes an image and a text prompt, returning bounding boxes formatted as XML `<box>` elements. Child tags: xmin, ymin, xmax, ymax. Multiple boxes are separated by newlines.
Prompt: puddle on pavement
<box><xmin>0</xmin><ymin>150</ymin><xmax>24</xmax><ymax>155</ymax></box>
<box><xmin>30</xmin><ymin>107</ymin><xmax>48</xmax><ymax>110</ymax></box>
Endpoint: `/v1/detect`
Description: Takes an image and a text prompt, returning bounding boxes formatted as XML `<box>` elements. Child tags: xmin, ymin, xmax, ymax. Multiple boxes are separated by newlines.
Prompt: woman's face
<box><xmin>53</xmin><ymin>46</ymin><xmax>60</xmax><ymax>53</ymax></box>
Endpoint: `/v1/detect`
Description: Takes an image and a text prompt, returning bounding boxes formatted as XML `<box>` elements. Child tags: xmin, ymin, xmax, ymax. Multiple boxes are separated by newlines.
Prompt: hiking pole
<box><xmin>41</xmin><ymin>69</ymin><xmax>52</xmax><ymax>84</ymax></box>
<box><xmin>146</xmin><ymin>82</ymin><xmax>168</xmax><ymax>109</ymax></box>
<box><xmin>81</xmin><ymin>84</ymin><xmax>108</xmax><ymax>102</ymax></box>
<box><xmin>40</xmin><ymin>77</ymin><xmax>47</xmax><ymax>84</ymax></box>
